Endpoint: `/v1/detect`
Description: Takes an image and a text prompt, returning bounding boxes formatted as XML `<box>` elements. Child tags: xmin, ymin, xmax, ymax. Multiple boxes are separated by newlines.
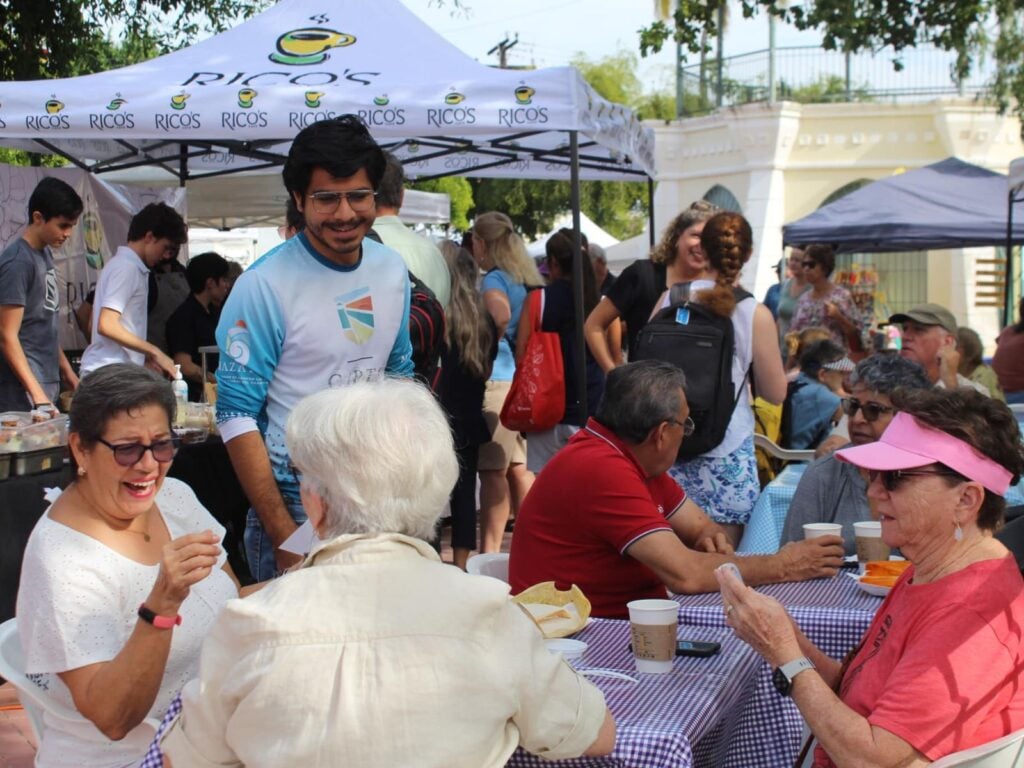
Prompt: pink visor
<box><xmin>835</xmin><ymin>411</ymin><xmax>1013</xmax><ymax>495</ymax></box>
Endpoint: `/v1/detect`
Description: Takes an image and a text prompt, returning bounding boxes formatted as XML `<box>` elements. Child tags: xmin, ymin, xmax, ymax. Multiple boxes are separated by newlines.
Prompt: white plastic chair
<box><xmin>929</xmin><ymin>728</ymin><xmax>1024</xmax><ymax>767</ymax></box>
<box><xmin>466</xmin><ymin>553</ymin><xmax>509</xmax><ymax>583</ymax></box>
<box><xmin>0</xmin><ymin>618</ymin><xmax>159</xmax><ymax>751</ymax></box>
<box><xmin>753</xmin><ymin>432</ymin><xmax>816</xmax><ymax>463</ymax></box>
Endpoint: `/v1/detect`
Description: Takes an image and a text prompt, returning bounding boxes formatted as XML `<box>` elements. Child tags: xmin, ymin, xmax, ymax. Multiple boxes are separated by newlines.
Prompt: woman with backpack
<box><xmin>514</xmin><ymin>229</ymin><xmax>605</xmax><ymax>472</ymax></box>
<box><xmin>662</xmin><ymin>212</ymin><xmax>787</xmax><ymax>546</ymax></box>
<box><xmin>470</xmin><ymin>212</ymin><xmax>544</xmax><ymax>553</ymax></box>
<box><xmin>436</xmin><ymin>242</ymin><xmax>498</xmax><ymax>570</ymax></box>
<box><xmin>584</xmin><ymin>200</ymin><xmax>718</xmax><ymax>368</ymax></box>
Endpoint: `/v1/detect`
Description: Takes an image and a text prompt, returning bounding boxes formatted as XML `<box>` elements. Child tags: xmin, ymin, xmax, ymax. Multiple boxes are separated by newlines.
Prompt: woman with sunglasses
<box><xmin>16</xmin><ymin>364</ymin><xmax>241</xmax><ymax>768</ymax></box>
<box><xmin>788</xmin><ymin>243</ymin><xmax>867</xmax><ymax>356</ymax></box>
<box><xmin>723</xmin><ymin>386</ymin><xmax>1024</xmax><ymax>767</ymax></box>
<box><xmin>781</xmin><ymin>353</ymin><xmax>932</xmax><ymax>554</ymax></box>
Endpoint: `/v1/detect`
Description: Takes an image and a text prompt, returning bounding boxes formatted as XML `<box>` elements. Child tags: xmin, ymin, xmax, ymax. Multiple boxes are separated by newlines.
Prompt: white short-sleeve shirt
<box><xmin>16</xmin><ymin>477</ymin><xmax>236</xmax><ymax>768</ymax></box>
<box><xmin>80</xmin><ymin>246</ymin><xmax>150</xmax><ymax>373</ymax></box>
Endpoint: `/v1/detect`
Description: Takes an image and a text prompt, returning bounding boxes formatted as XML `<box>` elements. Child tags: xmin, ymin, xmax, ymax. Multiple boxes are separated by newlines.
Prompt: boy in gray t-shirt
<box><xmin>0</xmin><ymin>177</ymin><xmax>82</xmax><ymax>411</ymax></box>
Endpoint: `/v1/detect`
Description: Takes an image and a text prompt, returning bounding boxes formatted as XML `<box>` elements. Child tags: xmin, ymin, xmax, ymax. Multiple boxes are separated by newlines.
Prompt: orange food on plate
<box><xmin>865</xmin><ymin>560</ymin><xmax>911</xmax><ymax>577</ymax></box>
<box><xmin>861</xmin><ymin>575</ymin><xmax>899</xmax><ymax>588</ymax></box>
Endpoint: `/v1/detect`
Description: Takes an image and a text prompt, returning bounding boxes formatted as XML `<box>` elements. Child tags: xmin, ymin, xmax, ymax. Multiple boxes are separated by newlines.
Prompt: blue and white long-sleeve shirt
<box><xmin>215</xmin><ymin>233</ymin><xmax>413</xmax><ymax>497</ymax></box>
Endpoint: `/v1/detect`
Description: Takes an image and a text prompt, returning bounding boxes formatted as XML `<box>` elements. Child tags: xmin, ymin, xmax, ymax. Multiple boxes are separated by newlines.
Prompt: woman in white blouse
<box><xmin>16</xmin><ymin>363</ymin><xmax>241</xmax><ymax>768</ymax></box>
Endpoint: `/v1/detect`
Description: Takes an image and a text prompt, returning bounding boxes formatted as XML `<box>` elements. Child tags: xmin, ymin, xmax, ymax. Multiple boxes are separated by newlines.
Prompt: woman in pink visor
<box><xmin>718</xmin><ymin>387</ymin><xmax>1024</xmax><ymax>767</ymax></box>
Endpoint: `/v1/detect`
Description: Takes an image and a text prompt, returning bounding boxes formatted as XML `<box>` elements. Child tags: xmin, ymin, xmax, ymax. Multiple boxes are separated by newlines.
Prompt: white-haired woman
<box><xmin>161</xmin><ymin>379</ymin><xmax>614</xmax><ymax>766</ymax></box>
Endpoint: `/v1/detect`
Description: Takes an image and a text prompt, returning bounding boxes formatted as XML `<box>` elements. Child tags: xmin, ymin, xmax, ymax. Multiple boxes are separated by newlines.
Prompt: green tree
<box><xmin>409</xmin><ymin>176</ymin><xmax>474</xmax><ymax>232</ymax></box>
<box><xmin>0</xmin><ymin>0</ymin><xmax>267</xmax><ymax>81</ymax></box>
<box><xmin>639</xmin><ymin>0</ymin><xmax>1024</xmax><ymax>127</ymax></box>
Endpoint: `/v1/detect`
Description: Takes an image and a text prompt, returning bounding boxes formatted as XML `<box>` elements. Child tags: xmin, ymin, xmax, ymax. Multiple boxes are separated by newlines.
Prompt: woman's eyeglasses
<box><xmin>96</xmin><ymin>437</ymin><xmax>180</xmax><ymax>467</ymax></box>
<box><xmin>868</xmin><ymin>467</ymin><xmax>966</xmax><ymax>492</ymax></box>
<box><xmin>307</xmin><ymin>189</ymin><xmax>377</xmax><ymax>214</ymax></box>
<box><xmin>667</xmin><ymin>417</ymin><xmax>696</xmax><ymax>436</ymax></box>
<box><xmin>841</xmin><ymin>398</ymin><xmax>896</xmax><ymax>423</ymax></box>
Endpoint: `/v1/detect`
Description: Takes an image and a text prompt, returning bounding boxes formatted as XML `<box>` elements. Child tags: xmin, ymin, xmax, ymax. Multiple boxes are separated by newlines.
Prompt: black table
<box><xmin>0</xmin><ymin>437</ymin><xmax>252</xmax><ymax>622</ymax></box>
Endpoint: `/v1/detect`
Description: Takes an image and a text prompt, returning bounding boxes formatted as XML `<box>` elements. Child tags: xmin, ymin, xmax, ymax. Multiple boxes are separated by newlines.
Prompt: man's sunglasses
<box><xmin>307</xmin><ymin>189</ymin><xmax>377</xmax><ymax>214</ymax></box>
<box><xmin>96</xmin><ymin>437</ymin><xmax>180</xmax><ymax>467</ymax></box>
<box><xmin>801</xmin><ymin>260</ymin><xmax>818</xmax><ymax>269</ymax></box>
<box><xmin>867</xmin><ymin>466</ymin><xmax>966</xmax><ymax>493</ymax></box>
<box><xmin>841</xmin><ymin>398</ymin><xmax>896</xmax><ymax>423</ymax></box>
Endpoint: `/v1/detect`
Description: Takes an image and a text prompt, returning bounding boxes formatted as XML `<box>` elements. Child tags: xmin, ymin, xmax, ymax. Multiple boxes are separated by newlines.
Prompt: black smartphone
<box><xmin>676</xmin><ymin>640</ymin><xmax>721</xmax><ymax>657</ymax></box>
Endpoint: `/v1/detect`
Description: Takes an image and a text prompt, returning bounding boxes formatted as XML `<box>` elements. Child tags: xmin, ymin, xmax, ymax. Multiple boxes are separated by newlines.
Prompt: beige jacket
<box><xmin>162</xmin><ymin>532</ymin><xmax>606</xmax><ymax>767</ymax></box>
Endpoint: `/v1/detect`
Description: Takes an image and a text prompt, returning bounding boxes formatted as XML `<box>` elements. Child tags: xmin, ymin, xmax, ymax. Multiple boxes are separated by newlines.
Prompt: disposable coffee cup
<box><xmin>803</xmin><ymin>523</ymin><xmax>842</xmax><ymax>540</ymax></box>
<box><xmin>626</xmin><ymin>598</ymin><xmax>678</xmax><ymax>674</ymax></box>
<box><xmin>854</xmin><ymin>520</ymin><xmax>890</xmax><ymax>562</ymax></box>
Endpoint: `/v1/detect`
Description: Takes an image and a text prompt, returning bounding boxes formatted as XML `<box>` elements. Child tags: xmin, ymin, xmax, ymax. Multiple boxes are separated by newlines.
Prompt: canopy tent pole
<box><xmin>569</xmin><ymin>131</ymin><xmax>587</xmax><ymax>420</ymax></box>
<box><xmin>648</xmin><ymin>177</ymin><xmax>656</xmax><ymax>247</ymax></box>
<box><xmin>178</xmin><ymin>143</ymin><xmax>188</xmax><ymax>187</ymax></box>
<box><xmin>1008</xmin><ymin>189</ymin><xmax>1015</xmax><ymax>328</ymax></box>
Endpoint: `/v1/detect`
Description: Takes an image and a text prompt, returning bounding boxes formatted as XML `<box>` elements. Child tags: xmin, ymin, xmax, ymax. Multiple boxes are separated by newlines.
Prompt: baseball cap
<box><xmin>888</xmin><ymin>303</ymin><xmax>957</xmax><ymax>334</ymax></box>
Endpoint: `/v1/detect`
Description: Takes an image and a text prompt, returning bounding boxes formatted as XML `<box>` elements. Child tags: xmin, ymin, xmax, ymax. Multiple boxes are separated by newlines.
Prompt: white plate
<box><xmin>853</xmin><ymin>576</ymin><xmax>891</xmax><ymax>597</ymax></box>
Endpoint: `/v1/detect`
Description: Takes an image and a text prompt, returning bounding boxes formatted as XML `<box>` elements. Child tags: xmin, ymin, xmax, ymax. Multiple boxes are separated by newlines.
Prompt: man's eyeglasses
<box><xmin>668</xmin><ymin>417</ymin><xmax>696</xmax><ymax>436</ymax></box>
<box><xmin>307</xmin><ymin>189</ymin><xmax>377</xmax><ymax>214</ymax></box>
<box><xmin>868</xmin><ymin>466</ymin><xmax>966</xmax><ymax>493</ymax></box>
<box><xmin>96</xmin><ymin>437</ymin><xmax>180</xmax><ymax>467</ymax></box>
<box><xmin>841</xmin><ymin>398</ymin><xmax>896</xmax><ymax>423</ymax></box>
<box><xmin>801</xmin><ymin>260</ymin><xmax>818</xmax><ymax>269</ymax></box>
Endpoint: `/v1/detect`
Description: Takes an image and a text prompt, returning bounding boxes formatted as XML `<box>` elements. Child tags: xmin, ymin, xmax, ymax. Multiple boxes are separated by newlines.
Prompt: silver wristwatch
<box><xmin>772</xmin><ymin>657</ymin><xmax>816</xmax><ymax>696</ymax></box>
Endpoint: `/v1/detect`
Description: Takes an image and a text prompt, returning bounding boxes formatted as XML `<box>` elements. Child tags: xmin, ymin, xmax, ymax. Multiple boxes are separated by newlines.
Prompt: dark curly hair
<box><xmin>650</xmin><ymin>200</ymin><xmax>719</xmax><ymax>265</ymax></box>
<box><xmin>282</xmin><ymin>114</ymin><xmax>385</xmax><ymax>199</ymax></box>
<box><xmin>695</xmin><ymin>211</ymin><xmax>752</xmax><ymax>318</ymax></box>
<box><xmin>890</xmin><ymin>387</ymin><xmax>1024</xmax><ymax>531</ymax></box>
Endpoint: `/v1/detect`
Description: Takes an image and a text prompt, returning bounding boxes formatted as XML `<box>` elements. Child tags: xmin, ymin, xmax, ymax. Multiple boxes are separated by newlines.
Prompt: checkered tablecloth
<box><xmin>509</xmin><ymin>621</ymin><xmax>762</xmax><ymax>768</ymax></box>
<box><xmin>671</xmin><ymin>575</ymin><xmax>881</xmax><ymax>767</ymax></box>
<box><xmin>143</xmin><ymin>622</ymin><xmax>761</xmax><ymax>768</ymax></box>
<box><xmin>738</xmin><ymin>463</ymin><xmax>808</xmax><ymax>554</ymax></box>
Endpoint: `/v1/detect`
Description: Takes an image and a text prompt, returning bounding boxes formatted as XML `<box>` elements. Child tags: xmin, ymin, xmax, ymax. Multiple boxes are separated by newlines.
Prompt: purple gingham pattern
<box><xmin>673</xmin><ymin>576</ymin><xmax>881</xmax><ymax>766</ymax></box>
<box><xmin>509</xmin><ymin>621</ymin><xmax>761</xmax><ymax>768</ymax></box>
<box><xmin>139</xmin><ymin>694</ymin><xmax>180</xmax><ymax>768</ymax></box>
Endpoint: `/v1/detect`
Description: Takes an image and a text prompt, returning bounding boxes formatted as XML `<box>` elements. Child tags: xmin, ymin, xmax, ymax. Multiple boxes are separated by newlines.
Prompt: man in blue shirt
<box><xmin>216</xmin><ymin>115</ymin><xmax>414</xmax><ymax>580</ymax></box>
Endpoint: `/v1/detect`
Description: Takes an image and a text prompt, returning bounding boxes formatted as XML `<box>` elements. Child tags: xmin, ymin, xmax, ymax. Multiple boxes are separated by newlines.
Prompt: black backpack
<box><xmin>408</xmin><ymin>271</ymin><xmax>445</xmax><ymax>391</ymax></box>
<box><xmin>631</xmin><ymin>284</ymin><xmax>752</xmax><ymax>460</ymax></box>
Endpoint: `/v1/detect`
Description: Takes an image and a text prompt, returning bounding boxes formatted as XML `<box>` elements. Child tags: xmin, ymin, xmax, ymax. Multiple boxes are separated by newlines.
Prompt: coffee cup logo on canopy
<box><xmin>106</xmin><ymin>96</ymin><xmax>127</xmax><ymax>111</ymax></box>
<box><xmin>269</xmin><ymin>28</ymin><xmax>356</xmax><ymax>66</ymax></box>
<box><xmin>237</xmin><ymin>89</ymin><xmax>257</xmax><ymax>109</ymax></box>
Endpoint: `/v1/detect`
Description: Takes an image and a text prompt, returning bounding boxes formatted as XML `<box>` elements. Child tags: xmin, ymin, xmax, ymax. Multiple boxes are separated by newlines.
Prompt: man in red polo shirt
<box><xmin>508</xmin><ymin>360</ymin><xmax>844</xmax><ymax>619</ymax></box>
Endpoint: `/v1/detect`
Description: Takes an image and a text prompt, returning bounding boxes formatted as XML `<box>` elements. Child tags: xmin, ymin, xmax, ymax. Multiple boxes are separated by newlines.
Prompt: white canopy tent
<box><xmin>0</xmin><ymin>0</ymin><xmax>654</xmax><ymax>184</ymax></box>
<box><xmin>0</xmin><ymin>0</ymin><xmax>655</xmax><ymax>414</ymax></box>
<box><xmin>103</xmin><ymin>165</ymin><xmax>451</xmax><ymax>229</ymax></box>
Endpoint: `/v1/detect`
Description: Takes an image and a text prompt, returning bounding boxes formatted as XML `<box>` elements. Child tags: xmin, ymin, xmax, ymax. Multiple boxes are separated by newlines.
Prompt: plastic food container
<box><xmin>0</xmin><ymin>411</ymin><xmax>69</xmax><ymax>455</ymax></box>
<box><xmin>13</xmin><ymin>446</ymin><xmax>66</xmax><ymax>476</ymax></box>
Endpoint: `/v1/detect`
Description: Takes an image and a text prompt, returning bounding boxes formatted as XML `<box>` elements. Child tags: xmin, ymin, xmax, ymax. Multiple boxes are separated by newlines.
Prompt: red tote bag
<box><xmin>500</xmin><ymin>290</ymin><xmax>565</xmax><ymax>432</ymax></box>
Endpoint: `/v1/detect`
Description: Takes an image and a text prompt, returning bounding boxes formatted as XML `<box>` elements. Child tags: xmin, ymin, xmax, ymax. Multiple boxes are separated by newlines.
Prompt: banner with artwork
<box><xmin>0</xmin><ymin>164</ymin><xmax>185</xmax><ymax>349</ymax></box>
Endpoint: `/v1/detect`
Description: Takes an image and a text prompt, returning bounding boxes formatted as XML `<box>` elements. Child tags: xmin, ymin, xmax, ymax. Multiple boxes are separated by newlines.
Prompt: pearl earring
<box><xmin>77</xmin><ymin>466</ymin><xmax>86</xmax><ymax>477</ymax></box>
<box><xmin>954</xmin><ymin>519</ymin><xmax>964</xmax><ymax>542</ymax></box>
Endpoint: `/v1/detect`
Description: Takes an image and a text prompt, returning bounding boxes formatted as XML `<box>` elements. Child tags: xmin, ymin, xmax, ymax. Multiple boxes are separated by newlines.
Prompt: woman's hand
<box><xmin>717</xmin><ymin>566</ymin><xmax>801</xmax><ymax>666</ymax></box>
<box><xmin>146</xmin><ymin>530</ymin><xmax>221</xmax><ymax>615</ymax></box>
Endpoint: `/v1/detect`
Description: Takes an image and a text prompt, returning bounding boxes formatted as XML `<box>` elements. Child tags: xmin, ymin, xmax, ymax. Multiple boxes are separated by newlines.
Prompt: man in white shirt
<box><xmin>372</xmin><ymin>152</ymin><xmax>450</xmax><ymax>307</ymax></box>
<box><xmin>79</xmin><ymin>203</ymin><xmax>186</xmax><ymax>377</ymax></box>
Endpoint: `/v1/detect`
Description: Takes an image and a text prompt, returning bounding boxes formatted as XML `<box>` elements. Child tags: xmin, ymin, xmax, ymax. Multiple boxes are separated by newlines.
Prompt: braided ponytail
<box><xmin>695</xmin><ymin>212</ymin><xmax>753</xmax><ymax>317</ymax></box>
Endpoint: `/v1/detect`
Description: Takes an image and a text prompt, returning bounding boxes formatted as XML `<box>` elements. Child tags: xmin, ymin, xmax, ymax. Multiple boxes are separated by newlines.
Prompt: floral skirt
<box><xmin>667</xmin><ymin>436</ymin><xmax>759</xmax><ymax>525</ymax></box>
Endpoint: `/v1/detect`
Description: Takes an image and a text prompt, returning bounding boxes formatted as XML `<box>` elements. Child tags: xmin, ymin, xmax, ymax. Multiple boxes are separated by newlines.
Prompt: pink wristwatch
<box><xmin>137</xmin><ymin>604</ymin><xmax>182</xmax><ymax>629</ymax></box>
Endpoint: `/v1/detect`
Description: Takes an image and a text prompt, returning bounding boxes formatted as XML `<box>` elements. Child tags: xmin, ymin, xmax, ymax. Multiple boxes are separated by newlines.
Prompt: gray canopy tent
<box><xmin>783</xmin><ymin>157</ymin><xmax>1024</xmax><ymax>324</ymax></box>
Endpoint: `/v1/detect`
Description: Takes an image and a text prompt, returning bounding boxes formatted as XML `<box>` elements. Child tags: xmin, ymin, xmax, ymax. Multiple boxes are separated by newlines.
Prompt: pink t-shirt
<box><xmin>814</xmin><ymin>554</ymin><xmax>1024</xmax><ymax>766</ymax></box>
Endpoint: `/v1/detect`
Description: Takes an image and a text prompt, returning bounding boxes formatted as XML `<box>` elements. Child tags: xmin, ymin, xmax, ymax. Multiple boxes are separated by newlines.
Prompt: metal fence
<box><xmin>679</xmin><ymin>44</ymin><xmax>994</xmax><ymax>116</ymax></box>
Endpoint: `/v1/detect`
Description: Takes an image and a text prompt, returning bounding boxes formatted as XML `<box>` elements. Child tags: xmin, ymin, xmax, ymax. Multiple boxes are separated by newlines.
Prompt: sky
<box><xmin>397</xmin><ymin>0</ymin><xmax>823</xmax><ymax>92</ymax></box>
